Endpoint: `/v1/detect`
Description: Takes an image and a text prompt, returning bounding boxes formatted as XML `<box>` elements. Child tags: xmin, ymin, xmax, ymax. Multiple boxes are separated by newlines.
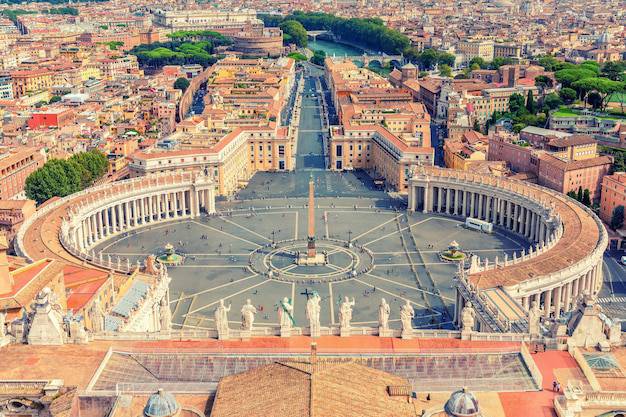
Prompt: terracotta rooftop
<box><xmin>210</xmin><ymin>360</ymin><xmax>417</xmax><ymax>417</ymax></box>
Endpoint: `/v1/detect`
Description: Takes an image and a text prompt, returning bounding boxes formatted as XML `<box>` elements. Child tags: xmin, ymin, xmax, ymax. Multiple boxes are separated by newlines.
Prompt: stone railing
<box><xmin>568</xmin><ymin>344</ymin><xmax>602</xmax><ymax>391</ymax></box>
<box><xmin>520</xmin><ymin>343</ymin><xmax>543</xmax><ymax>390</ymax></box>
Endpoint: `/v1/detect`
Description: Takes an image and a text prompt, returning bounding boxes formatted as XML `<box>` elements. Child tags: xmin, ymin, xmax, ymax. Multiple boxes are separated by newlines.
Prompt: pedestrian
<box><xmin>552</xmin><ymin>380</ymin><xmax>557</xmax><ymax>392</ymax></box>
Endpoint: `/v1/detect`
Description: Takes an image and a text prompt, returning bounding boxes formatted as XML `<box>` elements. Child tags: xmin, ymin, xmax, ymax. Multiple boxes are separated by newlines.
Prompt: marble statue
<box><xmin>378</xmin><ymin>298</ymin><xmax>390</xmax><ymax>330</ymax></box>
<box><xmin>214</xmin><ymin>299</ymin><xmax>231</xmax><ymax>338</ymax></box>
<box><xmin>339</xmin><ymin>296</ymin><xmax>355</xmax><ymax>329</ymax></box>
<box><xmin>91</xmin><ymin>299</ymin><xmax>105</xmax><ymax>333</ymax></box>
<box><xmin>400</xmin><ymin>300</ymin><xmax>415</xmax><ymax>333</ymax></box>
<box><xmin>241</xmin><ymin>299</ymin><xmax>257</xmax><ymax>331</ymax></box>
<box><xmin>278</xmin><ymin>297</ymin><xmax>294</xmax><ymax>329</ymax></box>
<box><xmin>461</xmin><ymin>302</ymin><xmax>476</xmax><ymax>332</ymax></box>
<box><xmin>159</xmin><ymin>296</ymin><xmax>172</xmax><ymax>331</ymax></box>
<box><xmin>306</xmin><ymin>292</ymin><xmax>321</xmax><ymax>334</ymax></box>
<box><xmin>528</xmin><ymin>300</ymin><xmax>541</xmax><ymax>336</ymax></box>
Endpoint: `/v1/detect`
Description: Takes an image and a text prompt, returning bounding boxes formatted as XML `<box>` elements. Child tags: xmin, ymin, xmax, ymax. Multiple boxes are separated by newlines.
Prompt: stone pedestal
<box><xmin>378</xmin><ymin>327</ymin><xmax>393</xmax><ymax>338</ymax></box>
<box><xmin>217</xmin><ymin>328</ymin><xmax>230</xmax><ymax>340</ymax></box>
<box><xmin>239</xmin><ymin>330</ymin><xmax>252</xmax><ymax>340</ymax></box>
<box><xmin>401</xmin><ymin>329</ymin><xmax>413</xmax><ymax>340</ymax></box>
<box><xmin>310</xmin><ymin>325</ymin><xmax>320</xmax><ymax>338</ymax></box>
<box><xmin>280</xmin><ymin>326</ymin><xmax>292</xmax><ymax>338</ymax></box>
<box><xmin>340</xmin><ymin>326</ymin><xmax>351</xmax><ymax>337</ymax></box>
<box><xmin>461</xmin><ymin>329</ymin><xmax>472</xmax><ymax>341</ymax></box>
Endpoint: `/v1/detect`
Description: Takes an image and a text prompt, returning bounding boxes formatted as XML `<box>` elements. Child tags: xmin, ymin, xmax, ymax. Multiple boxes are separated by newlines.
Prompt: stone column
<box><xmin>437</xmin><ymin>187</ymin><xmax>443</xmax><ymax>213</ymax></box>
<box><xmin>564</xmin><ymin>282</ymin><xmax>572</xmax><ymax>311</ymax></box>
<box><xmin>462</xmin><ymin>190</ymin><xmax>467</xmax><ymax>217</ymax></box>
<box><xmin>182</xmin><ymin>191</ymin><xmax>187</xmax><ymax>216</ymax></box>
<box><xmin>499</xmin><ymin>199</ymin><xmax>505</xmax><ymax>226</ymax></box>
<box><xmin>423</xmin><ymin>185</ymin><xmax>430</xmax><ymax>214</ymax></box>
<box><xmin>124</xmin><ymin>202</ymin><xmax>130</xmax><ymax>228</ymax></box>
<box><xmin>445</xmin><ymin>188</ymin><xmax>451</xmax><ymax>214</ymax></box>
<box><xmin>111</xmin><ymin>204</ymin><xmax>117</xmax><ymax>232</ymax></box>
<box><xmin>454</xmin><ymin>189</ymin><xmax>460</xmax><ymax>215</ymax></box>
<box><xmin>477</xmin><ymin>193</ymin><xmax>483</xmax><ymax>219</ymax></box>
<box><xmin>554</xmin><ymin>285</ymin><xmax>562</xmax><ymax>319</ymax></box>
<box><xmin>522</xmin><ymin>296</ymin><xmax>529</xmax><ymax>310</ymax></box>
<box><xmin>573</xmin><ymin>277</ymin><xmax>580</xmax><ymax>301</ymax></box>
<box><xmin>544</xmin><ymin>289</ymin><xmax>552</xmax><ymax>318</ymax></box>
<box><xmin>470</xmin><ymin>192</ymin><xmax>475</xmax><ymax>218</ymax></box>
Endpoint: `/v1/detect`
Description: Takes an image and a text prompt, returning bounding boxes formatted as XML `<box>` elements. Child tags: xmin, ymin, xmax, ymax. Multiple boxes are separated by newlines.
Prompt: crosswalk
<box><xmin>597</xmin><ymin>296</ymin><xmax>626</xmax><ymax>304</ymax></box>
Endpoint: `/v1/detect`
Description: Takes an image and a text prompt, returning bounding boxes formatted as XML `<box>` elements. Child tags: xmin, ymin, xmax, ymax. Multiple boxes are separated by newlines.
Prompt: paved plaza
<box><xmin>94</xmin><ymin>200</ymin><xmax>528</xmax><ymax>330</ymax></box>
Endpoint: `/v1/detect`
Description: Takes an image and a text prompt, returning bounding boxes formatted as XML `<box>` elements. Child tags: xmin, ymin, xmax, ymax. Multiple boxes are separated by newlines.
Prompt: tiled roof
<box><xmin>210</xmin><ymin>360</ymin><xmax>417</xmax><ymax>417</ymax></box>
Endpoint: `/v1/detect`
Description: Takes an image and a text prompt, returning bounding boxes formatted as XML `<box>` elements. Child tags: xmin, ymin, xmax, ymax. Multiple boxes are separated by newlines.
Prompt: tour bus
<box><xmin>465</xmin><ymin>217</ymin><xmax>493</xmax><ymax>233</ymax></box>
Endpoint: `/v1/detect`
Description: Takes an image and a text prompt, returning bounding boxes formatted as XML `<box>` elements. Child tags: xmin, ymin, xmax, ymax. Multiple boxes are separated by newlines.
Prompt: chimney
<box><xmin>0</xmin><ymin>234</ymin><xmax>13</xmax><ymax>295</ymax></box>
<box><xmin>310</xmin><ymin>342</ymin><xmax>318</xmax><ymax>366</ymax></box>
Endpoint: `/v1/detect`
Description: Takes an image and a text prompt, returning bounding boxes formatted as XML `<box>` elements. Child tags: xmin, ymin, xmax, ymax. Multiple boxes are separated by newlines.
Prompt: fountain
<box><xmin>440</xmin><ymin>240</ymin><xmax>467</xmax><ymax>262</ymax></box>
<box><xmin>156</xmin><ymin>243</ymin><xmax>184</xmax><ymax>266</ymax></box>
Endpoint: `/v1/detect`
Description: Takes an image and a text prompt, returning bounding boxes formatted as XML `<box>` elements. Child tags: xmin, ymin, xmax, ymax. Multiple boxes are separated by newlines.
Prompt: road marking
<box><xmin>353</xmin><ymin>278</ymin><xmax>430</xmax><ymax>310</ymax></box>
<box><xmin>170</xmin><ymin>273</ymin><xmax>259</xmax><ymax>303</ymax></box>
<box><xmin>352</xmin><ymin>214</ymin><xmax>403</xmax><ymax>241</ymax></box>
<box><xmin>363</xmin><ymin>218</ymin><xmax>431</xmax><ymax>247</ymax></box>
<box><xmin>191</xmin><ymin>220</ymin><xmax>261</xmax><ymax>248</ymax></box>
<box><xmin>184</xmin><ymin>279</ymin><xmax>271</xmax><ymax>316</ymax></box>
<box><xmin>365</xmin><ymin>272</ymin><xmax>455</xmax><ymax>302</ymax></box>
<box><xmin>218</xmin><ymin>216</ymin><xmax>271</xmax><ymax>242</ymax></box>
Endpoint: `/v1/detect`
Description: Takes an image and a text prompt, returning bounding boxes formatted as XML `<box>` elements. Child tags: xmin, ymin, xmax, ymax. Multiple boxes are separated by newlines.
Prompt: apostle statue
<box><xmin>278</xmin><ymin>297</ymin><xmax>295</xmax><ymax>329</ymax></box>
<box><xmin>214</xmin><ymin>299</ymin><xmax>231</xmax><ymax>339</ymax></box>
<box><xmin>306</xmin><ymin>291</ymin><xmax>321</xmax><ymax>336</ymax></box>
<box><xmin>91</xmin><ymin>298</ymin><xmax>104</xmax><ymax>333</ymax></box>
<box><xmin>400</xmin><ymin>300</ymin><xmax>415</xmax><ymax>334</ymax></box>
<box><xmin>241</xmin><ymin>299</ymin><xmax>257</xmax><ymax>331</ymax></box>
<box><xmin>378</xmin><ymin>298</ymin><xmax>390</xmax><ymax>330</ymax></box>
<box><xmin>339</xmin><ymin>296</ymin><xmax>355</xmax><ymax>330</ymax></box>
<box><xmin>528</xmin><ymin>300</ymin><xmax>541</xmax><ymax>337</ymax></box>
<box><xmin>159</xmin><ymin>296</ymin><xmax>172</xmax><ymax>331</ymax></box>
<box><xmin>461</xmin><ymin>302</ymin><xmax>476</xmax><ymax>332</ymax></box>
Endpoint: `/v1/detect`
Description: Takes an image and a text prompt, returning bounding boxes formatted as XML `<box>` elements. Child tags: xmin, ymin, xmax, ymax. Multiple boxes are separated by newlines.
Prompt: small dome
<box><xmin>444</xmin><ymin>388</ymin><xmax>481</xmax><ymax>417</ymax></box>
<box><xmin>144</xmin><ymin>389</ymin><xmax>179</xmax><ymax>417</ymax></box>
<box><xmin>402</xmin><ymin>62</ymin><xmax>417</xmax><ymax>69</ymax></box>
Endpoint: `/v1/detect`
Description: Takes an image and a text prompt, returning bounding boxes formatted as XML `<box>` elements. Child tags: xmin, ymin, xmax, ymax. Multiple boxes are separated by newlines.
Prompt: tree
<box><xmin>611</xmin><ymin>205</ymin><xmax>625</xmax><ymax>230</ymax></box>
<box><xmin>566</xmin><ymin>190</ymin><xmax>577</xmax><ymax>200</ymax></box>
<box><xmin>489</xmin><ymin>57</ymin><xmax>514</xmax><ymax>69</ymax></box>
<box><xmin>25</xmin><ymin>150</ymin><xmax>108</xmax><ymax>205</ymax></box>
<box><xmin>49</xmin><ymin>95</ymin><xmax>62</xmax><ymax>103</ymax></box>
<box><xmin>469</xmin><ymin>57</ymin><xmax>486</xmax><ymax>69</ymax></box>
<box><xmin>280</xmin><ymin>20</ymin><xmax>307</xmax><ymax>47</ymax></box>
<box><xmin>537</xmin><ymin>55</ymin><xmax>563</xmax><ymax>72</ymax></box>
<box><xmin>508</xmin><ymin>93</ymin><xmax>526</xmax><ymax>114</ymax></box>
<box><xmin>310</xmin><ymin>49</ymin><xmax>326</xmax><ymax>66</ymax></box>
<box><xmin>601</xmin><ymin>61</ymin><xmax>625</xmax><ymax>81</ymax></box>
<box><xmin>439</xmin><ymin>64</ymin><xmax>452</xmax><ymax>77</ymax></box>
<box><xmin>582</xmin><ymin>189</ymin><xmax>591</xmax><ymax>206</ymax></box>
<box><xmin>559</xmin><ymin>87</ymin><xmax>577</xmax><ymax>104</ymax></box>
<box><xmin>587</xmin><ymin>91</ymin><xmax>603</xmax><ymax>109</ymax></box>
<box><xmin>543</xmin><ymin>93</ymin><xmax>562</xmax><ymax>111</ymax></box>
<box><xmin>526</xmin><ymin>90</ymin><xmax>536</xmax><ymax>114</ymax></box>
<box><xmin>576</xmin><ymin>186</ymin><xmax>583</xmax><ymax>202</ymax></box>
<box><xmin>173</xmin><ymin>77</ymin><xmax>190</xmax><ymax>92</ymax></box>
<box><xmin>470</xmin><ymin>63</ymin><xmax>480</xmax><ymax>71</ymax></box>
<box><xmin>572</xmin><ymin>77</ymin><xmax>623</xmax><ymax>110</ymax></box>
<box><xmin>535</xmin><ymin>75</ymin><xmax>553</xmax><ymax>89</ymax></box>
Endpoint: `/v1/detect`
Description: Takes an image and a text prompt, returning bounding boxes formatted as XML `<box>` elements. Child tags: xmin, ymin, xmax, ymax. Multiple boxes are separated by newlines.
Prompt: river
<box><xmin>308</xmin><ymin>38</ymin><xmax>364</xmax><ymax>57</ymax></box>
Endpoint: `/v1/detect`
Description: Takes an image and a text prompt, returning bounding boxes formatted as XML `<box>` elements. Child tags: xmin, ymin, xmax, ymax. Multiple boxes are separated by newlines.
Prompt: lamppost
<box><xmin>347</xmin><ymin>230</ymin><xmax>352</xmax><ymax>247</ymax></box>
<box><xmin>271</xmin><ymin>230</ymin><xmax>276</xmax><ymax>246</ymax></box>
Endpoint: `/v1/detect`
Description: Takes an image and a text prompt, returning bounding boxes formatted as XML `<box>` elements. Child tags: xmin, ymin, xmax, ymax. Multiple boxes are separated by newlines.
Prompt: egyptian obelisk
<box><xmin>307</xmin><ymin>174</ymin><xmax>316</xmax><ymax>258</ymax></box>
